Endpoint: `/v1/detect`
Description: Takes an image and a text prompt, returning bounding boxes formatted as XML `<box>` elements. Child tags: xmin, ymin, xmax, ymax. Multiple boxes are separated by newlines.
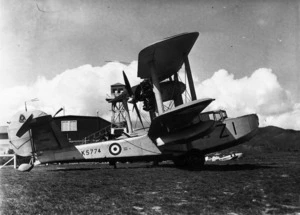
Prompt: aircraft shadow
<box><xmin>48</xmin><ymin>164</ymin><xmax>164</xmax><ymax>171</ymax></box>
<box><xmin>149</xmin><ymin>163</ymin><xmax>276</xmax><ymax>171</ymax></box>
<box><xmin>48</xmin><ymin>167</ymin><xmax>102</xmax><ymax>172</ymax></box>
<box><xmin>48</xmin><ymin>163</ymin><xmax>276</xmax><ymax>172</ymax></box>
<box><xmin>199</xmin><ymin>163</ymin><xmax>276</xmax><ymax>172</ymax></box>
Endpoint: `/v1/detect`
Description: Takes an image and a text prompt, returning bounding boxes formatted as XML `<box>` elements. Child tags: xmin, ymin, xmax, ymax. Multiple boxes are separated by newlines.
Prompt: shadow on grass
<box><xmin>200</xmin><ymin>163</ymin><xmax>277</xmax><ymax>171</ymax></box>
<box><xmin>153</xmin><ymin>163</ymin><xmax>277</xmax><ymax>171</ymax></box>
<box><xmin>48</xmin><ymin>163</ymin><xmax>160</xmax><ymax>171</ymax></box>
<box><xmin>47</xmin><ymin>163</ymin><xmax>277</xmax><ymax>172</ymax></box>
<box><xmin>48</xmin><ymin>167</ymin><xmax>103</xmax><ymax>172</ymax></box>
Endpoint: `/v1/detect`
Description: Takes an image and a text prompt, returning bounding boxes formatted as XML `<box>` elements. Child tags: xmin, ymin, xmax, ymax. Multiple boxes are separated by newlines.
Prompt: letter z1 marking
<box><xmin>216</xmin><ymin>124</ymin><xmax>229</xmax><ymax>138</ymax></box>
<box><xmin>232</xmin><ymin>122</ymin><xmax>237</xmax><ymax>135</ymax></box>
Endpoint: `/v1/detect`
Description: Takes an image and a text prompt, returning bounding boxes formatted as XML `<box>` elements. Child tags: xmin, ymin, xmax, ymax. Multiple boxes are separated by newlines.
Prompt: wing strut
<box><xmin>122</xmin><ymin>99</ymin><xmax>133</xmax><ymax>134</ymax></box>
<box><xmin>184</xmin><ymin>55</ymin><xmax>197</xmax><ymax>101</ymax></box>
<box><xmin>150</xmin><ymin>62</ymin><xmax>164</xmax><ymax>115</ymax></box>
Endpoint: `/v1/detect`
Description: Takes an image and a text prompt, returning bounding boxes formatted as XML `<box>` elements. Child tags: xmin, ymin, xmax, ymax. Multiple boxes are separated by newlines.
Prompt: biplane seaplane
<box><xmin>7</xmin><ymin>32</ymin><xmax>258</xmax><ymax>172</ymax></box>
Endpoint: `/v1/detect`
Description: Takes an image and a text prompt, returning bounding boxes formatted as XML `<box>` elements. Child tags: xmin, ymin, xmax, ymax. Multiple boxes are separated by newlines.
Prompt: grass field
<box><xmin>0</xmin><ymin>152</ymin><xmax>299</xmax><ymax>214</ymax></box>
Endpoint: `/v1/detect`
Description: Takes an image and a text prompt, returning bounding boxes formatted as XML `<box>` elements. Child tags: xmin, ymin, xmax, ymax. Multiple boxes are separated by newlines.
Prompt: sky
<box><xmin>0</xmin><ymin>0</ymin><xmax>300</xmax><ymax>130</ymax></box>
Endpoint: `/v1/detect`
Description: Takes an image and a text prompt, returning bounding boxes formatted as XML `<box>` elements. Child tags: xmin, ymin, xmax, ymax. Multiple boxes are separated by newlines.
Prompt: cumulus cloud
<box><xmin>0</xmin><ymin>61</ymin><xmax>142</xmax><ymax>123</ymax></box>
<box><xmin>195</xmin><ymin>68</ymin><xmax>300</xmax><ymax>130</ymax></box>
<box><xmin>263</xmin><ymin>104</ymin><xmax>300</xmax><ymax>130</ymax></box>
<box><xmin>0</xmin><ymin>64</ymin><xmax>299</xmax><ymax>130</ymax></box>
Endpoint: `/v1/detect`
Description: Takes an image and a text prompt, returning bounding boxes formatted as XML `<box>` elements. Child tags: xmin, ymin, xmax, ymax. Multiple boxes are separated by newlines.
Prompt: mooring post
<box><xmin>14</xmin><ymin>154</ymin><xmax>17</xmax><ymax>169</ymax></box>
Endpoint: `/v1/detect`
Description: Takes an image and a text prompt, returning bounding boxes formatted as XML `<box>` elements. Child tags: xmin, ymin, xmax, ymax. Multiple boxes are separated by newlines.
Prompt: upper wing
<box><xmin>138</xmin><ymin>32</ymin><xmax>199</xmax><ymax>82</ymax></box>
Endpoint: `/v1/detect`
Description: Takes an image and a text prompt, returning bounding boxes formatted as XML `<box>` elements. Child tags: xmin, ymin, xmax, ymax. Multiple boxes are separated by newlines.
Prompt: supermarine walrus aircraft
<box><xmin>8</xmin><ymin>32</ymin><xmax>259</xmax><ymax>172</ymax></box>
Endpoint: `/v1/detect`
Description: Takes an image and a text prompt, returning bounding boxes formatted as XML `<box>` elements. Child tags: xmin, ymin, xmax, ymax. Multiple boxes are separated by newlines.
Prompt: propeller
<box><xmin>53</xmin><ymin>107</ymin><xmax>63</xmax><ymax>117</ymax></box>
<box><xmin>16</xmin><ymin>114</ymin><xmax>34</xmax><ymax>138</ymax></box>
<box><xmin>132</xmin><ymin>102</ymin><xmax>144</xmax><ymax>128</ymax></box>
<box><xmin>122</xmin><ymin>71</ymin><xmax>144</xmax><ymax>128</ymax></box>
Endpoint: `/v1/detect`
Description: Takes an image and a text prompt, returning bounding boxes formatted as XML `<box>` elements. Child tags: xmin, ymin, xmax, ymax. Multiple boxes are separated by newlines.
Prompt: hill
<box><xmin>231</xmin><ymin>126</ymin><xmax>300</xmax><ymax>153</ymax></box>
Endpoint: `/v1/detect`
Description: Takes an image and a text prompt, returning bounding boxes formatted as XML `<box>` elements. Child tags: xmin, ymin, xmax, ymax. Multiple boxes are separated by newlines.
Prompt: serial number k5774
<box><xmin>81</xmin><ymin>148</ymin><xmax>101</xmax><ymax>156</ymax></box>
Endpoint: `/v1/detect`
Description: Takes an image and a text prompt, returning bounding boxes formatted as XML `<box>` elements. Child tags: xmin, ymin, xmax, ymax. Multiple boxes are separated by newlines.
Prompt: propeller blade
<box><xmin>16</xmin><ymin>114</ymin><xmax>34</xmax><ymax>137</ymax></box>
<box><xmin>123</xmin><ymin>71</ymin><xmax>144</xmax><ymax>128</ymax></box>
<box><xmin>123</xmin><ymin>71</ymin><xmax>133</xmax><ymax>96</ymax></box>
<box><xmin>53</xmin><ymin>107</ymin><xmax>63</xmax><ymax>117</ymax></box>
<box><xmin>133</xmin><ymin>103</ymin><xmax>144</xmax><ymax>129</ymax></box>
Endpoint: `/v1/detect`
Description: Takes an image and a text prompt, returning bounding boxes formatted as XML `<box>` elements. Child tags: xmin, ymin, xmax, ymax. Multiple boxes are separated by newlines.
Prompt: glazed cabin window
<box><xmin>199</xmin><ymin>113</ymin><xmax>214</xmax><ymax>121</ymax></box>
<box><xmin>221</xmin><ymin>111</ymin><xmax>228</xmax><ymax>119</ymax></box>
<box><xmin>61</xmin><ymin>120</ymin><xmax>77</xmax><ymax>132</ymax></box>
<box><xmin>209</xmin><ymin>113</ymin><xmax>215</xmax><ymax>120</ymax></box>
<box><xmin>214</xmin><ymin>113</ymin><xmax>222</xmax><ymax>121</ymax></box>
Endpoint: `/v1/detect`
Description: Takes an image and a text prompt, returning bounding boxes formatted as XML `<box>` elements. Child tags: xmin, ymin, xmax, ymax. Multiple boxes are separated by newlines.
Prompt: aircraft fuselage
<box><xmin>36</xmin><ymin>134</ymin><xmax>163</xmax><ymax>164</ymax></box>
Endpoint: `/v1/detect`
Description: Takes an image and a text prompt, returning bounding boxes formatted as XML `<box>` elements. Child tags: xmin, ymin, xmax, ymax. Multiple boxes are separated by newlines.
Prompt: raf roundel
<box><xmin>109</xmin><ymin>143</ymin><xmax>122</xmax><ymax>156</ymax></box>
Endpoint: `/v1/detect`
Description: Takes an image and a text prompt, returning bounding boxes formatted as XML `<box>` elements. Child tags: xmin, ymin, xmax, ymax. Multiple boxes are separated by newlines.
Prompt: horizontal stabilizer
<box><xmin>13</xmin><ymin>112</ymin><xmax>73</xmax><ymax>155</ymax></box>
<box><xmin>17</xmin><ymin>114</ymin><xmax>53</xmax><ymax>138</ymax></box>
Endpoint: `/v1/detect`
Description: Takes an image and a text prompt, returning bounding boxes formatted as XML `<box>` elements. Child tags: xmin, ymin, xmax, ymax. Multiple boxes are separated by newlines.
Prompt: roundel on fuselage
<box><xmin>109</xmin><ymin>143</ymin><xmax>122</xmax><ymax>156</ymax></box>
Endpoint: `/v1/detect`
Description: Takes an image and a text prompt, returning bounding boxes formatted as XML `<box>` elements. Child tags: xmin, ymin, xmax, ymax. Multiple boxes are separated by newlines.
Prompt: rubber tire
<box><xmin>172</xmin><ymin>155</ymin><xmax>187</xmax><ymax>167</ymax></box>
<box><xmin>185</xmin><ymin>150</ymin><xmax>205</xmax><ymax>170</ymax></box>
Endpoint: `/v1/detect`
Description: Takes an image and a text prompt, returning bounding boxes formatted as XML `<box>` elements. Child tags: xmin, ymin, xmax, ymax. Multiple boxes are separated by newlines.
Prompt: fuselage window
<box><xmin>61</xmin><ymin>120</ymin><xmax>77</xmax><ymax>132</ymax></box>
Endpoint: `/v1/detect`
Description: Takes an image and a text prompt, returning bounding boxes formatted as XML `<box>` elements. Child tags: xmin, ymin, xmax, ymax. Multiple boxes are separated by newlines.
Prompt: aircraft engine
<box><xmin>134</xmin><ymin>79</ymin><xmax>156</xmax><ymax>111</ymax></box>
<box><xmin>7</xmin><ymin>110</ymin><xmax>47</xmax><ymax>157</ymax></box>
<box><xmin>135</xmin><ymin>80</ymin><xmax>186</xmax><ymax>111</ymax></box>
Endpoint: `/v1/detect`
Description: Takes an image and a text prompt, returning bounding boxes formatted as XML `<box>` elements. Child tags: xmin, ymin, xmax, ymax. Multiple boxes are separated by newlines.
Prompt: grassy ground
<box><xmin>0</xmin><ymin>152</ymin><xmax>299</xmax><ymax>215</ymax></box>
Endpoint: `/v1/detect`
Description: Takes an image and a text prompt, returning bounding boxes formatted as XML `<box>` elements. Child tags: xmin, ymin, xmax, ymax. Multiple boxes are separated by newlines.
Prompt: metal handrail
<box><xmin>0</xmin><ymin>154</ymin><xmax>17</xmax><ymax>169</ymax></box>
<box><xmin>80</xmin><ymin>125</ymin><xmax>113</xmax><ymax>144</ymax></box>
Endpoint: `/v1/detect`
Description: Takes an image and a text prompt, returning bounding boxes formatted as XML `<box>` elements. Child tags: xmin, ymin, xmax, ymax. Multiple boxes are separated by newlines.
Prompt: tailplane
<box><xmin>8</xmin><ymin>110</ymin><xmax>72</xmax><ymax>171</ymax></box>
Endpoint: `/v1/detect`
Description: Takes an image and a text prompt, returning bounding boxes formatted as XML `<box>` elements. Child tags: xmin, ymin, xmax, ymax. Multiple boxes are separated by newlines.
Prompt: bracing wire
<box><xmin>178</xmin><ymin>74</ymin><xmax>192</xmax><ymax>103</ymax></box>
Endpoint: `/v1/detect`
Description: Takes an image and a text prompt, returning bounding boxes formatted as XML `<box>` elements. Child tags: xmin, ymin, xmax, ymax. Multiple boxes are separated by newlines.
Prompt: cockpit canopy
<box><xmin>199</xmin><ymin>110</ymin><xmax>228</xmax><ymax>122</ymax></box>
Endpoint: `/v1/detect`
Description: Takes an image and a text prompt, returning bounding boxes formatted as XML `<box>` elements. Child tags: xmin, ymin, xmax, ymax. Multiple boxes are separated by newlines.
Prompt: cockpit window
<box><xmin>209</xmin><ymin>114</ymin><xmax>214</xmax><ymax>120</ymax></box>
<box><xmin>221</xmin><ymin>110</ymin><xmax>228</xmax><ymax>119</ymax></box>
<box><xmin>214</xmin><ymin>113</ymin><xmax>222</xmax><ymax>121</ymax></box>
